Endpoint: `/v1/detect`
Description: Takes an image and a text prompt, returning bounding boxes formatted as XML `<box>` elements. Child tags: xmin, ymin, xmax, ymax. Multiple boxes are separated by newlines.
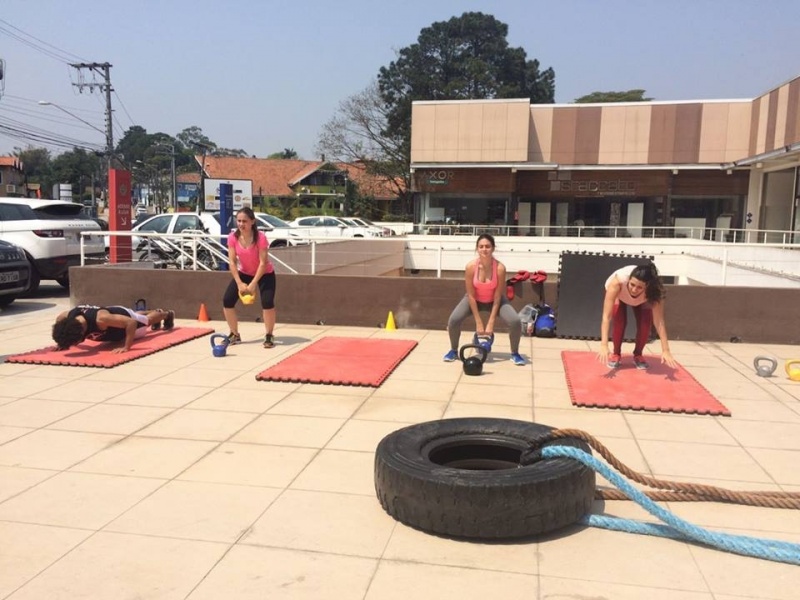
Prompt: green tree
<box><xmin>175</xmin><ymin>126</ymin><xmax>248</xmax><ymax>158</ymax></box>
<box><xmin>14</xmin><ymin>146</ymin><xmax>54</xmax><ymax>192</ymax></box>
<box><xmin>50</xmin><ymin>148</ymin><xmax>102</xmax><ymax>200</ymax></box>
<box><xmin>267</xmin><ymin>148</ymin><xmax>298</xmax><ymax>159</ymax></box>
<box><xmin>377</xmin><ymin>12</ymin><xmax>555</xmax><ymax>150</ymax></box>
<box><xmin>574</xmin><ymin>89</ymin><xmax>653</xmax><ymax>103</ymax></box>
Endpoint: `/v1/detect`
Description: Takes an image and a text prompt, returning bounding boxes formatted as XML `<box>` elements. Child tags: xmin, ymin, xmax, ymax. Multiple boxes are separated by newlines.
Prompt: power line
<box><xmin>0</xmin><ymin>19</ymin><xmax>88</xmax><ymax>64</ymax></box>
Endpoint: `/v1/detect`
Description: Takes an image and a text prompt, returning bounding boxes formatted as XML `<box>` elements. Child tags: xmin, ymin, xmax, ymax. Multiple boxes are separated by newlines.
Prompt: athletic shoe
<box><xmin>163</xmin><ymin>310</ymin><xmax>175</xmax><ymax>331</ymax></box>
<box><xmin>263</xmin><ymin>334</ymin><xmax>275</xmax><ymax>349</ymax></box>
<box><xmin>443</xmin><ymin>349</ymin><xmax>458</xmax><ymax>362</ymax></box>
<box><xmin>633</xmin><ymin>355</ymin><xmax>649</xmax><ymax>370</ymax></box>
<box><xmin>607</xmin><ymin>353</ymin><xmax>621</xmax><ymax>368</ymax></box>
<box><xmin>227</xmin><ymin>332</ymin><xmax>242</xmax><ymax>345</ymax></box>
<box><xmin>510</xmin><ymin>352</ymin><xmax>526</xmax><ymax>366</ymax></box>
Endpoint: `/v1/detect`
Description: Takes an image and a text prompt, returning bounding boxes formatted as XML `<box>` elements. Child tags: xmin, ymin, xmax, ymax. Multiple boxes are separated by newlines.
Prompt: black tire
<box><xmin>374</xmin><ymin>418</ymin><xmax>595</xmax><ymax>539</ymax></box>
<box><xmin>0</xmin><ymin>296</ymin><xmax>15</xmax><ymax>308</ymax></box>
<box><xmin>56</xmin><ymin>274</ymin><xmax>70</xmax><ymax>289</ymax></box>
<box><xmin>24</xmin><ymin>268</ymin><xmax>40</xmax><ymax>296</ymax></box>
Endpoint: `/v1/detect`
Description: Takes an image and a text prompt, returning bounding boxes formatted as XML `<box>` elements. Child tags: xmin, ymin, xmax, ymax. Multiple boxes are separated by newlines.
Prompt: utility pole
<box><xmin>70</xmin><ymin>62</ymin><xmax>114</xmax><ymax>172</ymax></box>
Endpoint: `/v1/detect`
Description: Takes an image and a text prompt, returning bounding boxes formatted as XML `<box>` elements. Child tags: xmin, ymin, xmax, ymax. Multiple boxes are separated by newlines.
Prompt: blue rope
<box><xmin>541</xmin><ymin>445</ymin><xmax>800</xmax><ymax>565</ymax></box>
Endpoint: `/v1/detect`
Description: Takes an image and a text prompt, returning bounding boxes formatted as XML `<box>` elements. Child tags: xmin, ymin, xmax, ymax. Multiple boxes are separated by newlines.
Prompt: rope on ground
<box><xmin>522</xmin><ymin>428</ymin><xmax>800</xmax><ymax>509</ymax></box>
<box><xmin>541</xmin><ymin>445</ymin><xmax>800</xmax><ymax>566</ymax></box>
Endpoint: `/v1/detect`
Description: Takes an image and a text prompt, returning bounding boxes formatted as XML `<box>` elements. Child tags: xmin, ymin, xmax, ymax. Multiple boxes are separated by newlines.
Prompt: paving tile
<box><xmin>6</xmin><ymin>531</ymin><xmax>226</xmax><ymax>600</ymax></box>
<box><xmin>136</xmin><ymin>408</ymin><xmax>258</xmax><ymax>441</ymax></box>
<box><xmin>748</xmin><ymin>447</ymin><xmax>800</xmax><ymax>485</ymax></box>
<box><xmin>365</xmin><ymin>560</ymin><xmax>540</xmax><ymax>600</ymax></box>
<box><xmin>326</xmin><ymin>419</ymin><xmax>409</xmax><ymax>452</ymax></box>
<box><xmin>0</xmin><ymin>522</ymin><xmax>90</xmax><ymax>598</ymax></box>
<box><xmin>290</xmin><ymin>449</ymin><xmax>374</xmax><ymax>495</ymax></box>
<box><xmin>373</xmin><ymin>379</ymin><xmax>456</xmax><ymax>401</ymax></box>
<box><xmin>107</xmin><ymin>480</ymin><xmax>280</xmax><ymax>542</ymax></box>
<box><xmin>71</xmin><ymin>436</ymin><xmax>217</xmax><ymax>478</ymax></box>
<box><xmin>720</xmin><ymin>419</ymin><xmax>800</xmax><ymax>450</ymax></box>
<box><xmin>443</xmin><ymin>401</ymin><xmax>532</xmax><ymax>421</ymax></box>
<box><xmin>0</xmin><ymin>399</ymin><xmax>93</xmax><ymax>428</ymax></box>
<box><xmin>450</xmin><ymin>383</ymin><xmax>533</xmax><ymax>406</ymax></box>
<box><xmin>639</xmin><ymin>439</ymin><xmax>774</xmax><ymax>483</ymax></box>
<box><xmin>0</xmin><ymin>429</ymin><xmax>121</xmax><ymax>470</ymax></box>
<box><xmin>537</xmin><ymin>525</ymin><xmax>709</xmax><ymax>591</ymax></box>
<box><xmin>539</xmin><ymin>576</ymin><xmax>713</xmax><ymax>599</ymax></box>
<box><xmin>383</xmin><ymin>523</ymin><xmax>538</xmax><ymax>573</ymax></box>
<box><xmin>179</xmin><ymin>442</ymin><xmax>316</xmax><ymax>488</ymax></box>
<box><xmin>0</xmin><ymin>471</ymin><xmax>163</xmax><ymax>529</ymax></box>
<box><xmin>243</xmin><ymin>489</ymin><xmax>395</xmax><ymax>557</ymax></box>
<box><xmin>187</xmin><ymin>388</ymin><xmax>288</xmax><ymax>413</ymax></box>
<box><xmin>0</xmin><ymin>465</ymin><xmax>57</xmax><ymax>503</ymax></box>
<box><xmin>353</xmin><ymin>396</ymin><xmax>446</xmax><ymax>422</ymax></box>
<box><xmin>29</xmin><ymin>380</ymin><xmax>140</xmax><ymax>403</ymax></box>
<box><xmin>231</xmin><ymin>414</ymin><xmax>344</xmax><ymax>448</ymax></box>
<box><xmin>625</xmin><ymin>412</ymin><xmax>738</xmax><ymax>445</ymax></box>
<box><xmin>104</xmin><ymin>382</ymin><xmax>213</xmax><ymax>407</ymax></box>
<box><xmin>187</xmin><ymin>545</ymin><xmax>376</xmax><ymax>600</ymax></box>
<box><xmin>45</xmin><ymin>403</ymin><xmax>173</xmax><ymax>435</ymax></box>
<box><xmin>690</xmin><ymin>537</ymin><xmax>800</xmax><ymax>600</ymax></box>
<box><xmin>534</xmin><ymin>406</ymin><xmax>632</xmax><ymax>438</ymax></box>
<box><xmin>267</xmin><ymin>391</ymin><xmax>365</xmax><ymax>418</ymax></box>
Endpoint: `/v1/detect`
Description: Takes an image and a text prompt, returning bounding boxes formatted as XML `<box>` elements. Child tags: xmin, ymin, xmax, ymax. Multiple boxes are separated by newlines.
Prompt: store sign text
<box><xmin>553</xmin><ymin>180</ymin><xmax>636</xmax><ymax>195</ymax></box>
<box><xmin>421</xmin><ymin>170</ymin><xmax>454</xmax><ymax>185</ymax></box>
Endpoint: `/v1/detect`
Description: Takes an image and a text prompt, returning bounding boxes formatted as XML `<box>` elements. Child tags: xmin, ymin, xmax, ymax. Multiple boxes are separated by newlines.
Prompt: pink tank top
<box><xmin>606</xmin><ymin>265</ymin><xmax>647</xmax><ymax>306</ymax></box>
<box><xmin>472</xmin><ymin>259</ymin><xmax>498</xmax><ymax>303</ymax></box>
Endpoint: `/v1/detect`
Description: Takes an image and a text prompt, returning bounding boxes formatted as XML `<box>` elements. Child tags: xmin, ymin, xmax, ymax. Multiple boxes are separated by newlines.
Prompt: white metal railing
<box><xmin>414</xmin><ymin>223</ymin><xmax>800</xmax><ymax>245</ymax></box>
<box><xmin>80</xmin><ymin>230</ymin><xmax>800</xmax><ymax>287</ymax></box>
<box><xmin>81</xmin><ymin>231</ymin><xmax>299</xmax><ymax>274</ymax></box>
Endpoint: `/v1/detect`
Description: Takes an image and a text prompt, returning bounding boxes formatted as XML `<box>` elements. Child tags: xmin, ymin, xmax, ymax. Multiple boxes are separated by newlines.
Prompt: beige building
<box><xmin>410</xmin><ymin>74</ymin><xmax>800</xmax><ymax>240</ymax></box>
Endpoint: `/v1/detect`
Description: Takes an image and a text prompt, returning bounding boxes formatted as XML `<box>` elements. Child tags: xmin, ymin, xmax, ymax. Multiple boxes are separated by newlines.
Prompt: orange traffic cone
<box><xmin>197</xmin><ymin>303</ymin><xmax>210</xmax><ymax>322</ymax></box>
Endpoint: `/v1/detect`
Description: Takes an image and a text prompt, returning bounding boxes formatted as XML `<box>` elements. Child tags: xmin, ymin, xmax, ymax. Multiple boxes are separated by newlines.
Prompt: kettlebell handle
<box><xmin>210</xmin><ymin>333</ymin><xmax>230</xmax><ymax>347</ymax></box>
<box><xmin>459</xmin><ymin>344</ymin><xmax>488</xmax><ymax>364</ymax></box>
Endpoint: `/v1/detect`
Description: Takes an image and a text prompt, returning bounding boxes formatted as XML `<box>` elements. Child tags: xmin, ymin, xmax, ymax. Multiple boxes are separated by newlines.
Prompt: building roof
<box><xmin>196</xmin><ymin>156</ymin><xmax>402</xmax><ymax>200</ymax></box>
<box><xmin>0</xmin><ymin>157</ymin><xmax>23</xmax><ymax>171</ymax></box>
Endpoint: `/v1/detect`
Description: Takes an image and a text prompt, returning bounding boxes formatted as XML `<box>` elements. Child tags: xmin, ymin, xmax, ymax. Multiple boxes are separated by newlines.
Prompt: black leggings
<box><xmin>223</xmin><ymin>272</ymin><xmax>276</xmax><ymax>309</ymax></box>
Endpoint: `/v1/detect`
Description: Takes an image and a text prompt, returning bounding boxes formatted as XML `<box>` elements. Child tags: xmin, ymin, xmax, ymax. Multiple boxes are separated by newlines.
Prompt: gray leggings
<box><xmin>447</xmin><ymin>295</ymin><xmax>521</xmax><ymax>353</ymax></box>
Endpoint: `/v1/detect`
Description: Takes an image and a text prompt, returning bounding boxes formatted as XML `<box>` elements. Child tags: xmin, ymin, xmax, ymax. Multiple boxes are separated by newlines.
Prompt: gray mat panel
<box><xmin>556</xmin><ymin>252</ymin><xmax>652</xmax><ymax>340</ymax></box>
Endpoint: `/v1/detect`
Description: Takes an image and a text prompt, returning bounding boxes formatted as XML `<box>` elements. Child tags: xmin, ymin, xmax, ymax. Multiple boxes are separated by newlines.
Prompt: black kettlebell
<box><xmin>459</xmin><ymin>344</ymin><xmax>488</xmax><ymax>376</ymax></box>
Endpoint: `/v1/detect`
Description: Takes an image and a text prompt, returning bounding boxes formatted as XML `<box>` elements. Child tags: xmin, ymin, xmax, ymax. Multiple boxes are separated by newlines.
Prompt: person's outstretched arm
<box><xmin>651</xmin><ymin>300</ymin><xmax>676</xmax><ymax>367</ymax></box>
<box><xmin>464</xmin><ymin>262</ymin><xmax>484</xmax><ymax>333</ymax></box>
<box><xmin>598</xmin><ymin>278</ymin><xmax>621</xmax><ymax>363</ymax></box>
<box><xmin>97</xmin><ymin>312</ymin><xmax>138</xmax><ymax>353</ymax></box>
<box><xmin>485</xmin><ymin>262</ymin><xmax>506</xmax><ymax>335</ymax></box>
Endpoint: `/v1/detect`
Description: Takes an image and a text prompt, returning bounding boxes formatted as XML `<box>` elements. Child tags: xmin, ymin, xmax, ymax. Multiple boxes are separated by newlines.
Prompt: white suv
<box><xmin>289</xmin><ymin>215</ymin><xmax>377</xmax><ymax>238</ymax></box>
<box><xmin>0</xmin><ymin>198</ymin><xmax>104</xmax><ymax>291</ymax></box>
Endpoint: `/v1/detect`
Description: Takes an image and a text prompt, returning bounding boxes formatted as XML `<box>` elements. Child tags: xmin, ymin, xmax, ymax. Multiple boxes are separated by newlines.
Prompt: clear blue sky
<box><xmin>1</xmin><ymin>0</ymin><xmax>798</xmax><ymax>161</ymax></box>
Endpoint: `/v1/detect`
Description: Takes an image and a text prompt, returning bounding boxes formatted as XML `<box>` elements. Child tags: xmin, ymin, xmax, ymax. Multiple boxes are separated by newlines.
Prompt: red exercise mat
<box><xmin>256</xmin><ymin>336</ymin><xmax>418</xmax><ymax>386</ymax></box>
<box><xmin>6</xmin><ymin>327</ymin><xmax>215</xmax><ymax>368</ymax></box>
<box><xmin>561</xmin><ymin>351</ymin><xmax>731</xmax><ymax>416</ymax></box>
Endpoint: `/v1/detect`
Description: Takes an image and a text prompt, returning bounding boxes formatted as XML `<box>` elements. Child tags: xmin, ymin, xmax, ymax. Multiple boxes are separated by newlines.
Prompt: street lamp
<box><xmin>38</xmin><ymin>100</ymin><xmax>106</xmax><ymax>136</ymax></box>
<box><xmin>154</xmin><ymin>143</ymin><xmax>177</xmax><ymax>212</ymax></box>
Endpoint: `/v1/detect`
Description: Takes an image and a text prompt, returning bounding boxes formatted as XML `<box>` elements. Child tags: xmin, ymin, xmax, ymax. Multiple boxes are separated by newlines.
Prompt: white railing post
<box><xmin>311</xmin><ymin>242</ymin><xmax>316</xmax><ymax>275</ymax></box>
<box><xmin>80</xmin><ymin>234</ymin><xmax>85</xmax><ymax>266</ymax></box>
<box><xmin>437</xmin><ymin>246</ymin><xmax>443</xmax><ymax>278</ymax></box>
<box><xmin>721</xmin><ymin>247</ymin><xmax>728</xmax><ymax>285</ymax></box>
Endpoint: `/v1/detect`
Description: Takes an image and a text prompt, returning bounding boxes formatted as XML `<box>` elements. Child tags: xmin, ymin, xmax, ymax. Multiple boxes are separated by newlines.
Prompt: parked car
<box><xmin>341</xmin><ymin>217</ymin><xmax>388</xmax><ymax>237</ymax></box>
<box><xmin>288</xmin><ymin>216</ymin><xmax>378</xmax><ymax>238</ymax></box>
<box><xmin>347</xmin><ymin>217</ymin><xmax>394</xmax><ymax>236</ymax></box>
<box><xmin>0</xmin><ymin>197</ymin><xmax>105</xmax><ymax>292</ymax></box>
<box><xmin>0</xmin><ymin>239</ymin><xmax>32</xmax><ymax>307</ymax></box>
<box><xmin>213</xmin><ymin>212</ymin><xmax>310</xmax><ymax>247</ymax></box>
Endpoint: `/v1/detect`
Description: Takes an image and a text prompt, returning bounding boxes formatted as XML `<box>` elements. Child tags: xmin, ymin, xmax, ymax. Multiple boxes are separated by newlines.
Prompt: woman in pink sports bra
<box><xmin>443</xmin><ymin>234</ymin><xmax>525</xmax><ymax>366</ymax></box>
<box><xmin>597</xmin><ymin>262</ymin><xmax>676</xmax><ymax>370</ymax></box>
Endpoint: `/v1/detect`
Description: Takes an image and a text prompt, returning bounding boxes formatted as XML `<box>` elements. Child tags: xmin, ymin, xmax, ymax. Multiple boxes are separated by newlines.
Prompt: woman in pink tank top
<box><xmin>443</xmin><ymin>234</ymin><xmax>526</xmax><ymax>366</ymax></box>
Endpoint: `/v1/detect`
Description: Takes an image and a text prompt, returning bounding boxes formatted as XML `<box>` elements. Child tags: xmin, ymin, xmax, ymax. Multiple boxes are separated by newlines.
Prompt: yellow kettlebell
<box><xmin>786</xmin><ymin>359</ymin><xmax>800</xmax><ymax>382</ymax></box>
<box><xmin>239</xmin><ymin>292</ymin><xmax>255</xmax><ymax>305</ymax></box>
